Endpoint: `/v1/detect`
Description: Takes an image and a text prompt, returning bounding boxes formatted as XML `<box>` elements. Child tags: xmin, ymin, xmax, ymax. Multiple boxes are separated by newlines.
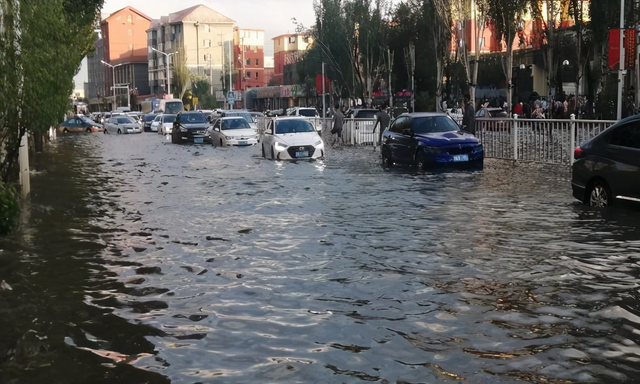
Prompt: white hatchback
<box><xmin>152</xmin><ymin>114</ymin><xmax>177</xmax><ymax>135</ymax></box>
<box><xmin>261</xmin><ymin>117</ymin><xmax>324</xmax><ymax>160</ymax></box>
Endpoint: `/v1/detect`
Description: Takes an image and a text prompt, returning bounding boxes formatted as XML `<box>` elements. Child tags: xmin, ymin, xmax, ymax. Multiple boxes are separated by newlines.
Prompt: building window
<box><xmin>127</xmin><ymin>15</ymin><xmax>132</xmax><ymax>23</ymax></box>
<box><xmin>255</xmin><ymin>58</ymin><xmax>259</xmax><ymax>66</ymax></box>
<box><xmin>289</xmin><ymin>36</ymin><xmax>296</xmax><ymax>44</ymax></box>
<box><xmin>246</xmin><ymin>58</ymin><xmax>251</xmax><ymax>66</ymax></box>
<box><xmin>246</xmin><ymin>71</ymin><xmax>251</xmax><ymax>79</ymax></box>
<box><xmin>255</xmin><ymin>72</ymin><xmax>258</xmax><ymax>79</ymax></box>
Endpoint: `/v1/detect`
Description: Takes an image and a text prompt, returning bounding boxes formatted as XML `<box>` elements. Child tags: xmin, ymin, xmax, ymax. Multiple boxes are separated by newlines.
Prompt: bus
<box><xmin>155</xmin><ymin>99</ymin><xmax>184</xmax><ymax>114</ymax></box>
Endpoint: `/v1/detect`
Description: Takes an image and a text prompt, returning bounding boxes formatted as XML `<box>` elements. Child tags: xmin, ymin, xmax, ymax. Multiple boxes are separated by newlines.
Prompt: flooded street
<box><xmin>2</xmin><ymin>132</ymin><xmax>640</xmax><ymax>383</ymax></box>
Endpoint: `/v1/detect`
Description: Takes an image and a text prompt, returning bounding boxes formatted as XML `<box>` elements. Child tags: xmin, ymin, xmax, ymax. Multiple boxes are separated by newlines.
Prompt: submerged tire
<box><xmin>586</xmin><ymin>180</ymin><xmax>612</xmax><ymax>207</ymax></box>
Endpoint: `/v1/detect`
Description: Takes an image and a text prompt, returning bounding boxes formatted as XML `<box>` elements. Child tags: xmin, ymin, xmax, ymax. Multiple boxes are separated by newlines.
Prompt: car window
<box><xmin>389</xmin><ymin>117</ymin><xmax>409</xmax><ymax>133</ymax></box>
<box><xmin>222</xmin><ymin>119</ymin><xmax>250</xmax><ymax>130</ymax></box>
<box><xmin>609</xmin><ymin>124</ymin><xmax>640</xmax><ymax>149</ymax></box>
<box><xmin>117</xmin><ymin>117</ymin><xmax>133</xmax><ymax>124</ymax></box>
<box><xmin>182</xmin><ymin>113</ymin><xmax>206</xmax><ymax>123</ymax></box>
<box><xmin>411</xmin><ymin>116</ymin><xmax>459</xmax><ymax>134</ymax></box>
<box><xmin>275</xmin><ymin>120</ymin><xmax>315</xmax><ymax>134</ymax></box>
<box><xmin>226</xmin><ymin>112</ymin><xmax>254</xmax><ymax>123</ymax></box>
<box><xmin>298</xmin><ymin>109</ymin><xmax>317</xmax><ymax>117</ymax></box>
<box><xmin>354</xmin><ymin>110</ymin><xmax>377</xmax><ymax>119</ymax></box>
<box><xmin>163</xmin><ymin>115</ymin><xmax>176</xmax><ymax>123</ymax></box>
<box><xmin>154</xmin><ymin>115</ymin><xmax>161</xmax><ymax>122</ymax></box>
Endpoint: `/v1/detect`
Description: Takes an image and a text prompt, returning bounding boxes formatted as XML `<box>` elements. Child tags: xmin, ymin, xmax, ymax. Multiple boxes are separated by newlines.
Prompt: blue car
<box><xmin>381</xmin><ymin>112</ymin><xmax>484</xmax><ymax>169</ymax></box>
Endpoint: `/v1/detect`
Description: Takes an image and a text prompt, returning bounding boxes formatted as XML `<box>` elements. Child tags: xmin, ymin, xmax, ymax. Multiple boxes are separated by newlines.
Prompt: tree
<box><xmin>172</xmin><ymin>45</ymin><xmax>191</xmax><ymax>99</ymax></box>
<box><xmin>486</xmin><ymin>0</ymin><xmax>528</xmax><ymax>114</ymax></box>
<box><xmin>0</xmin><ymin>0</ymin><xmax>103</xmax><ymax>183</ymax></box>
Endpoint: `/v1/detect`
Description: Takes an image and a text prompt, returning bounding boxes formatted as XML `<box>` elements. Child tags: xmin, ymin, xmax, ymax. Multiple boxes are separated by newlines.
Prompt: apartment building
<box><xmin>234</xmin><ymin>28</ymin><xmax>265</xmax><ymax>90</ymax></box>
<box><xmin>272</xmin><ymin>33</ymin><xmax>311</xmax><ymax>86</ymax></box>
<box><xmin>99</xmin><ymin>7</ymin><xmax>152</xmax><ymax>109</ymax></box>
<box><xmin>146</xmin><ymin>4</ymin><xmax>235</xmax><ymax>96</ymax></box>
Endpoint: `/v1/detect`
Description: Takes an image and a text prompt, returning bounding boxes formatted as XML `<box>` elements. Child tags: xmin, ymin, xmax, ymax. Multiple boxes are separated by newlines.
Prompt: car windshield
<box><xmin>162</xmin><ymin>115</ymin><xmax>176</xmax><ymax>123</ymax></box>
<box><xmin>275</xmin><ymin>120</ymin><xmax>315</xmax><ymax>134</ymax></box>
<box><xmin>226</xmin><ymin>112</ymin><xmax>254</xmax><ymax>123</ymax></box>
<box><xmin>298</xmin><ymin>109</ymin><xmax>317</xmax><ymax>117</ymax></box>
<box><xmin>412</xmin><ymin>116</ymin><xmax>460</xmax><ymax>134</ymax></box>
<box><xmin>355</xmin><ymin>110</ymin><xmax>377</xmax><ymax>119</ymax></box>
<box><xmin>144</xmin><ymin>114</ymin><xmax>156</xmax><ymax>122</ymax></box>
<box><xmin>117</xmin><ymin>117</ymin><xmax>135</xmax><ymax>124</ymax></box>
<box><xmin>181</xmin><ymin>113</ymin><xmax>207</xmax><ymax>123</ymax></box>
<box><xmin>221</xmin><ymin>119</ymin><xmax>251</xmax><ymax>130</ymax></box>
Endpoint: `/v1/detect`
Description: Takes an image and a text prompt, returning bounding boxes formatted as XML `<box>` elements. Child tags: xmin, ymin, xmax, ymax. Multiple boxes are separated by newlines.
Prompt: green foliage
<box><xmin>0</xmin><ymin>182</ymin><xmax>20</xmax><ymax>235</ymax></box>
<box><xmin>0</xmin><ymin>0</ymin><xmax>103</xmax><ymax>183</ymax></box>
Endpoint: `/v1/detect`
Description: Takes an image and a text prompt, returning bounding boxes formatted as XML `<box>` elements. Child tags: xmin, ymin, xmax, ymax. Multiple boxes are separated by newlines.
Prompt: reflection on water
<box><xmin>1</xmin><ymin>133</ymin><xmax>640</xmax><ymax>383</ymax></box>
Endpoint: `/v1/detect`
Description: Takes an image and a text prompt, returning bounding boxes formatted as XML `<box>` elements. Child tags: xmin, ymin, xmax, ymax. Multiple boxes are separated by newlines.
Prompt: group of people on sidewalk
<box><xmin>326</xmin><ymin>103</ymin><xmax>391</xmax><ymax>149</ymax></box>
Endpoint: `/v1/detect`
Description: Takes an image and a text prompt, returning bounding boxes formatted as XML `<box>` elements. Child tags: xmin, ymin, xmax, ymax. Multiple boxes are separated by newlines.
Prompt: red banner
<box><xmin>626</xmin><ymin>29</ymin><xmax>636</xmax><ymax>69</ymax></box>
<box><xmin>315</xmin><ymin>74</ymin><xmax>330</xmax><ymax>95</ymax></box>
<box><xmin>609</xmin><ymin>29</ymin><xmax>621</xmax><ymax>70</ymax></box>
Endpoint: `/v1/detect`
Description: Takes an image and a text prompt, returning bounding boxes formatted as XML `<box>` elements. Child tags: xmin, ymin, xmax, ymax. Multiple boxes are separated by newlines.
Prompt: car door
<box><xmin>604</xmin><ymin>122</ymin><xmax>640</xmax><ymax>200</ymax></box>
<box><xmin>262</xmin><ymin>120</ymin><xmax>275</xmax><ymax>156</ymax></box>
<box><xmin>385</xmin><ymin>117</ymin><xmax>415</xmax><ymax>164</ymax></box>
<box><xmin>210</xmin><ymin>119</ymin><xmax>221</xmax><ymax>145</ymax></box>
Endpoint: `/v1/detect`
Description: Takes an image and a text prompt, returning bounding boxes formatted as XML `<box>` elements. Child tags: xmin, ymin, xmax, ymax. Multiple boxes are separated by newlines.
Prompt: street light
<box><xmin>101</xmin><ymin>60</ymin><xmax>124</xmax><ymax>111</ymax></box>
<box><xmin>150</xmin><ymin>47</ymin><xmax>176</xmax><ymax>97</ymax></box>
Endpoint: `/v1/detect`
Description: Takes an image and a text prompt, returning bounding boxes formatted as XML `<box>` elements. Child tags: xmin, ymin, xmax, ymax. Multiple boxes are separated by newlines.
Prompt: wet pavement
<box><xmin>1</xmin><ymin>132</ymin><xmax>640</xmax><ymax>383</ymax></box>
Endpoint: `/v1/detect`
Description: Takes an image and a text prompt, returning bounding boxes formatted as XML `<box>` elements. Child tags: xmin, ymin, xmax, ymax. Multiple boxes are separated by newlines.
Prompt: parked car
<box><xmin>261</xmin><ymin>117</ymin><xmax>325</xmax><ymax>160</ymax></box>
<box><xmin>154</xmin><ymin>114</ymin><xmax>177</xmax><ymax>135</ymax></box>
<box><xmin>349</xmin><ymin>108</ymin><xmax>378</xmax><ymax>119</ymax></box>
<box><xmin>571</xmin><ymin>115</ymin><xmax>640</xmax><ymax>207</ymax></box>
<box><xmin>140</xmin><ymin>113</ymin><xmax>157</xmax><ymax>132</ymax></box>
<box><xmin>207</xmin><ymin>117</ymin><xmax>258</xmax><ymax>147</ymax></box>
<box><xmin>221</xmin><ymin>110</ymin><xmax>258</xmax><ymax>133</ymax></box>
<box><xmin>381</xmin><ymin>112</ymin><xmax>484</xmax><ymax>169</ymax></box>
<box><xmin>57</xmin><ymin>116</ymin><xmax>103</xmax><ymax>133</ymax></box>
<box><xmin>103</xmin><ymin>116</ymin><xmax>141</xmax><ymax>134</ymax></box>
<box><xmin>287</xmin><ymin>107</ymin><xmax>319</xmax><ymax>118</ymax></box>
<box><xmin>171</xmin><ymin>111</ymin><xmax>210</xmax><ymax>144</ymax></box>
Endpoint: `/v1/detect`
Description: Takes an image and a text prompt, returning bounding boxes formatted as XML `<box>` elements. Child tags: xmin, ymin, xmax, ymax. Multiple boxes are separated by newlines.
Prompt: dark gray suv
<box><xmin>171</xmin><ymin>111</ymin><xmax>211</xmax><ymax>144</ymax></box>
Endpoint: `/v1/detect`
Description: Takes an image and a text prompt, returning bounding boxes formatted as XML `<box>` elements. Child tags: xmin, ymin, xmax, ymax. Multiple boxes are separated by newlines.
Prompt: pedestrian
<box><xmin>330</xmin><ymin>104</ymin><xmax>344</xmax><ymax>147</ymax></box>
<box><xmin>372</xmin><ymin>104</ymin><xmax>390</xmax><ymax>150</ymax></box>
<box><xmin>461</xmin><ymin>94</ymin><xmax>475</xmax><ymax>135</ymax></box>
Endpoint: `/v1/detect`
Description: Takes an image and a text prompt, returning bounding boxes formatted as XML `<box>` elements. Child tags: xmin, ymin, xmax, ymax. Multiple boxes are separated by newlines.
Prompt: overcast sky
<box><xmin>74</xmin><ymin>0</ymin><xmax>403</xmax><ymax>89</ymax></box>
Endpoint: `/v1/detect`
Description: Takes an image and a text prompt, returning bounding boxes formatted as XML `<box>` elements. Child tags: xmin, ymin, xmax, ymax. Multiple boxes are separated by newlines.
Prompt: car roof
<box><xmin>397</xmin><ymin>112</ymin><xmax>449</xmax><ymax>118</ymax></box>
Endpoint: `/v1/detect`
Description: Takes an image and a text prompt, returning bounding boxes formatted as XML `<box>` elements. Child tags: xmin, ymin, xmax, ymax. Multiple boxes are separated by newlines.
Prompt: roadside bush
<box><xmin>0</xmin><ymin>182</ymin><xmax>20</xmax><ymax>235</ymax></box>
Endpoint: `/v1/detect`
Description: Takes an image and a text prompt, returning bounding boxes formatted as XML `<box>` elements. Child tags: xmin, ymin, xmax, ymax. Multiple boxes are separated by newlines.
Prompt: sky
<box><xmin>74</xmin><ymin>0</ymin><xmax>403</xmax><ymax>89</ymax></box>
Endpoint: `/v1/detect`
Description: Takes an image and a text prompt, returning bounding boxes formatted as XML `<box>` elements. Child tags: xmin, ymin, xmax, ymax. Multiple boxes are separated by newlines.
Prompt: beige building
<box><xmin>147</xmin><ymin>5</ymin><xmax>235</xmax><ymax>96</ymax></box>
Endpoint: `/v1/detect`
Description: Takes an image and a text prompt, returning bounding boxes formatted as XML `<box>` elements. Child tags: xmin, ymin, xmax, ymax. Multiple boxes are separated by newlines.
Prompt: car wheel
<box><xmin>586</xmin><ymin>180</ymin><xmax>613</xmax><ymax>207</ymax></box>
<box><xmin>381</xmin><ymin>151</ymin><xmax>393</xmax><ymax>168</ymax></box>
<box><xmin>171</xmin><ymin>132</ymin><xmax>179</xmax><ymax>144</ymax></box>
<box><xmin>63</xmin><ymin>128</ymin><xmax>69</xmax><ymax>133</ymax></box>
<box><xmin>414</xmin><ymin>151</ymin><xmax>428</xmax><ymax>170</ymax></box>
<box><xmin>261</xmin><ymin>145</ymin><xmax>266</xmax><ymax>158</ymax></box>
<box><xmin>117</xmin><ymin>129</ymin><xmax>122</xmax><ymax>134</ymax></box>
<box><xmin>86</xmin><ymin>127</ymin><xmax>91</xmax><ymax>133</ymax></box>
<box><xmin>271</xmin><ymin>146</ymin><xmax>275</xmax><ymax>159</ymax></box>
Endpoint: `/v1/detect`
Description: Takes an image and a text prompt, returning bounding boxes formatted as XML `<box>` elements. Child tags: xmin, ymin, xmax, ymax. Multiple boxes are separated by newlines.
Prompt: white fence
<box><xmin>476</xmin><ymin>115</ymin><xmax>615</xmax><ymax>165</ymax></box>
<box><xmin>256</xmin><ymin>115</ymin><xmax>616</xmax><ymax>165</ymax></box>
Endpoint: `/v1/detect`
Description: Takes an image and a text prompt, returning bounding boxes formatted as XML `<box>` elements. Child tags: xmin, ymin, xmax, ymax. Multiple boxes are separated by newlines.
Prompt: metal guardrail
<box><xmin>475</xmin><ymin>115</ymin><xmax>615</xmax><ymax>165</ymax></box>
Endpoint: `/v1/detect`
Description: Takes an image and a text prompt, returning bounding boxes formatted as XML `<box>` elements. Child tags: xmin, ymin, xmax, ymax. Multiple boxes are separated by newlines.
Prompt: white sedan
<box><xmin>103</xmin><ymin>116</ymin><xmax>141</xmax><ymax>134</ymax></box>
<box><xmin>208</xmin><ymin>117</ymin><xmax>259</xmax><ymax>147</ymax></box>
<box><xmin>261</xmin><ymin>117</ymin><xmax>324</xmax><ymax>160</ymax></box>
<box><xmin>153</xmin><ymin>114</ymin><xmax>177</xmax><ymax>135</ymax></box>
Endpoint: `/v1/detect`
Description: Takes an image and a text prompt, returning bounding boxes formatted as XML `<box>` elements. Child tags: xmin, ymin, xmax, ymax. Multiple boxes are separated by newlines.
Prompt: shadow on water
<box><xmin>0</xmin><ymin>135</ymin><xmax>170</xmax><ymax>383</ymax></box>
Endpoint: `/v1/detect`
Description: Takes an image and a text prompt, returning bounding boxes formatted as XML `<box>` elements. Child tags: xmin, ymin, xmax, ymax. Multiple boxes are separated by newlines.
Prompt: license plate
<box><xmin>238</xmin><ymin>141</ymin><xmax>247</xmax><ymax>145</ymax></box>
<box><xmin>453</xmin><ymin>154</ymin><xmax>469</xmax><ymax>162</ymax></box>
<box><xmin>295</xmin><ymin>151</ymin><xmax>309</xmax><ymax>158</ymax></box>
<box><xmin>194</xmin><ymin>138</ymin><xmax>203</xmax><ymax>144</ymax></box>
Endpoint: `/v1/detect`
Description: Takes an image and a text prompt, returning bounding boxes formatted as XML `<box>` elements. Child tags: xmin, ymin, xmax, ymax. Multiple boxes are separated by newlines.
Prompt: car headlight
<box><xmin>314</xmin><ymin>140</ymin><xmax>323</xmax><ymax>147</ymax></box>
<box><xmin>180</xmin><ymin>127</ymin><xmax>188</xmax><ymax>132</ymax></box>
<box><xmin>274</xmin><ymin>142</ymin><xmax>288</xmax><ymax>151</ymax></box>
<box><xmin>423</xmin><ymin>146</ymin><xmax>442</xmax><ymax>154</ymax></box>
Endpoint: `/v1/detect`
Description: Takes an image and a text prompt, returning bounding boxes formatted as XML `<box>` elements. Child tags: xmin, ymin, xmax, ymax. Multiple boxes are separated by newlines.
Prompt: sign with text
<box><xmin>625</xmin><ymin>29</ymin><xmax>636</xmax><ymax>69</ymax></box>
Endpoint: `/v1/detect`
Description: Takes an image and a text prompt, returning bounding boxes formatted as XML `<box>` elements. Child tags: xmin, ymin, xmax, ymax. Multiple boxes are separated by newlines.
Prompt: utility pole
<box><xmin>388</xmin><ymin>48</ymin><xmax>394</xmax><ymax>108</ymax></box>
<box><xmin>617</xmin><ymin>0</ymin><xmax>626</xmax><ymax>120</ymax></box>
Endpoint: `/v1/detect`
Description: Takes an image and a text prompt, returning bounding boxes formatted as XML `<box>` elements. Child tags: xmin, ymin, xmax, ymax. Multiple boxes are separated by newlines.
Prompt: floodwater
<box><xmin>1</xmin><ymin>132</ymin><xmax>640</xmax><ymax>384</ymax></box>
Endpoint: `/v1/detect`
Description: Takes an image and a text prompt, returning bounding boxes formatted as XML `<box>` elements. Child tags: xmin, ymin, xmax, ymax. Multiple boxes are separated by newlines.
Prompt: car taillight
<box><xmin>574</xmin><ymin>147</ymin><xmax>584</xmax><ymax>160</ymax></box>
